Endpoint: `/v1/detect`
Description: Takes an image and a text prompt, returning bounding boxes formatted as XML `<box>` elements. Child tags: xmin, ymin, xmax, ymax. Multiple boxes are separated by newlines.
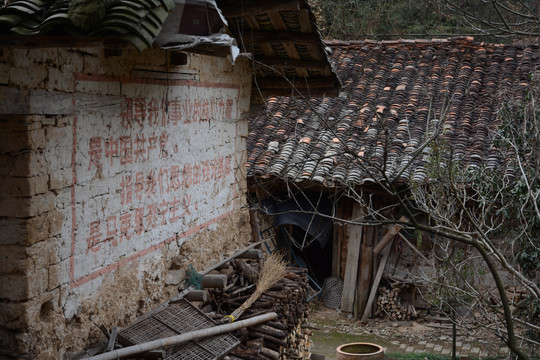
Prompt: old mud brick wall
<box><xmin>0</xmin><ymin>46</ymin><xmax>252</xmax><ymax>358</ymax></box>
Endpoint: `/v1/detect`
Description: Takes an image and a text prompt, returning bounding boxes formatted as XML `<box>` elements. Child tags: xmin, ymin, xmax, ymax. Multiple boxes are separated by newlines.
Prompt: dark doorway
<box><xmin>291</xmin><ymin>225</ymin><xmax>333</xmax><ymax>285</ymax></box>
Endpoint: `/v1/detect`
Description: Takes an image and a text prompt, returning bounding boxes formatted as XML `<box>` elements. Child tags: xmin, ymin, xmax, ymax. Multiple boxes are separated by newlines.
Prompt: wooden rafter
<box><xmin>233</xmin><ymin>30</ymin><xmax>320</xmax><ymax>45</ymax></box>
<box><xmin>267</xmin><ymin>10</ymin><xmax>308</xmax><ymax>77</ymax></box>
<box><xmin>244</xmin><ymin>15</ymin><xmax>275</xmax><ymax>78</ymax></box>
<box><xmin>254</xmin><ymin>56</ymin><xmax>329</xmax><ymax>71</ymax></box>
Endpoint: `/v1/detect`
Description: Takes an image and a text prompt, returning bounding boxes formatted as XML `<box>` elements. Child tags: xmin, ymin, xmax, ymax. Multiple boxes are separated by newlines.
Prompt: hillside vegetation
<box><xmin>312</xmin><ymin>0</ymin><xmax>539</xmax><ymax>43</ymax></box>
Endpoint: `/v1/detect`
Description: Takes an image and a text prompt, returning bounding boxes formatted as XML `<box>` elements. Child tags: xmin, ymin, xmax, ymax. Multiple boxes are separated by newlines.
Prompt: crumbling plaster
<box><xmin>0</xmin><ymin>45</ymin><xmax>252</xmax><ymax>358</ymax></box>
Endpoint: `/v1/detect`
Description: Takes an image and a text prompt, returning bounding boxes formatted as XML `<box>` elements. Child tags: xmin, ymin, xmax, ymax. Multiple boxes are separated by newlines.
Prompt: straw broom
<box><xmin>223</xmin><ymin>252</ymin><xmax>286</xmax><ymax>323</ymax></box>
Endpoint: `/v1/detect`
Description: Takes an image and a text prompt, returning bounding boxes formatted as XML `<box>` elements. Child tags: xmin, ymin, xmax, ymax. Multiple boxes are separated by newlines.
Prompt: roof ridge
<box><xmin>323</xmin><ymin>36</ymin><xmax>515</xmax><ymax>47</ymax></box>
<box><xmin>324</xmin><ymin>37</ymin><xmax>540</xmax><ymax>49</ymax></box>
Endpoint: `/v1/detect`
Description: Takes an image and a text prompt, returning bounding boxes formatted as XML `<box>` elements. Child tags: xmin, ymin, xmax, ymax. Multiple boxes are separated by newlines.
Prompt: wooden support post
<box><xmin>332</xmin><ymin>205</ymin><xmax>343</xmax><ymax>277</ymax></box>
<box><xmin>356</xmin><ymin>242</ymin><xmax>373</xmax><ymax>318</ymax></box>
<box><xmin>357</xmin><ymin>225</ymin><xmax>377</xmax><ymax>318</ymax></box>
<box><xmin>340</xmin><ymin>204</ymin><xmax>364</xmax><ymax>313</ymax></box>
<box><xmin>361</xmin><ymin>239</ymin><xmax>393</xmax><ymax>322</ymax></box>
<box><xmin>249</xmin><ymin>209</ymin><xmax>262</xmax><ymax>243</ymax></box>
<box><xmin>360</xmin><ymin>219</ymin><xmax>406</xmax><ymax>321</ymax></box>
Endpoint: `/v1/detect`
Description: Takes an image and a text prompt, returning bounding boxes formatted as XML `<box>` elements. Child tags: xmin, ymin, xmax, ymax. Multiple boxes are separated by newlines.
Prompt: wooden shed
<box><xmin>247</xmin><ymin>37</ymin><xmax>540</xmax><ymax>318</ymax></box>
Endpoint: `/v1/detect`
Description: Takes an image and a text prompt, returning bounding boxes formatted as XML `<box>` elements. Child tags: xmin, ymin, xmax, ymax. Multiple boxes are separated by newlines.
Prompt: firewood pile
<box><xmin>375</xmin><ymin>281</ymin><xmax>417</xmax><ymax>321</ymax></box>
<box><xmin>204</xmin><ymin>258</ymin><xmax>313</xmax><ymax>360</ymax></box>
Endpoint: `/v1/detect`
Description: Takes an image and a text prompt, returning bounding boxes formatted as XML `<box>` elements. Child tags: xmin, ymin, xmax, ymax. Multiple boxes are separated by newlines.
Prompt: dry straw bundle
<box><xmin>225</xmin><ymin>252</ymin><xmax>286</xmax><ymax>322</ymax></box>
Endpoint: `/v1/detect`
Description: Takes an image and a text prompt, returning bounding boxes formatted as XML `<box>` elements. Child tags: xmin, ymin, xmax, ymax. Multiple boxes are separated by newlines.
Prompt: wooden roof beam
<box><xmin>254</xmin><ymin>76</ymin><xmax>338</xmax><ymax>89</ymax></box>
<box><xmin>220</xmin><ymin>0</ymin><xmax>300</xmax><ymax>18</ymax></box>
<box><xmin>255</xmin><ymin>56</ymin><xmax>329</xmax><ymax>71</ymax></box>
<box><xmin>266</xmin><ymin>8</ymin><xmax>308</xmax><ymax>78</ymax></box>
<box><xmin>234</xmin><ymin>30</ymin><xmax>319</xmax><ymax>45</ymax></box>
<box><xmin>253</xmin><ymin>76</ymin><xmax>340</xmax><ymax>97</ymax></box>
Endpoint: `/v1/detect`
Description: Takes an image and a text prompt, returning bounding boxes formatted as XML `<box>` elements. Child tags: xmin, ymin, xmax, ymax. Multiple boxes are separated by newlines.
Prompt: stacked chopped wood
<box><xmin>375</xmin><ymin>282</ymin><xmax>417</xmax><ymax>321</ymax></box>
<box><xmin>206</xmin><ymin>259</ymin><xmax>312</xmax><ymax>360</ymax></box>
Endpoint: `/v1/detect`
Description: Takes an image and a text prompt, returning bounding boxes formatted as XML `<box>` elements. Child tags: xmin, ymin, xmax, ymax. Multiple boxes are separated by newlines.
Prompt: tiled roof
<box><xmin>0</xmin><ymin>0</ymin><xmax>340</xmax><ymax>96</ymax></box>
<box><xmin>0</xmin><ymin>0</ymin><xmax>175</xmax><ymax>50</ymax></box>
<box><xmin>217</xmin><ymin>0</ymin><xmax>340</xmax><ymax>97</ymax></box>
<box><xmin>247</xmin><ymin>37</ymin><xmax>540</xmax><ymax>187</ymax></box>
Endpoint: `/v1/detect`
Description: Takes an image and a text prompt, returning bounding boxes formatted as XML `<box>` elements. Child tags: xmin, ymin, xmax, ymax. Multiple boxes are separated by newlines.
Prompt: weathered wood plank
<box><xmin>331</xmin><ymin>218</ymin><xmax>342</xmax><ymax>277</ymax></box>
<box><xmin>361</xmin><ymin>240</ymin><xmax>393</xmax><ymax>322</ymax></box>
<box><xmin>340</xmin><ymin>203</ymin><xmax>364</xmax><ymax>313</ymax></box>
<box><xmin>356</xmin><ymin>244</ymin><xmax>373</xmax><ymax>318</ymax></box>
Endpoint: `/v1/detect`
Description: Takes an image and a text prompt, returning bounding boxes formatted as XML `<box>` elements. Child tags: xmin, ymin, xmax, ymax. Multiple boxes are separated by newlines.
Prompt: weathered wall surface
<box><xmin>0</xmin><ymin>46</ymin><xmax>252</xmax><ymax>358</ymax></box>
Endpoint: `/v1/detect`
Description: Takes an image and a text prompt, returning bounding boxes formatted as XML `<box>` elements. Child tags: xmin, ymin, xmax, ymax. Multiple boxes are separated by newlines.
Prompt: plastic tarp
<box><xmin>258</xmin><ymin>193</ymin><xmax>333</xmax><ymax>249</ymax></box>
<box><xmin>155</xmin><ymin>0</ymin><xmax>239</xmax><ymax>61</ymax></box>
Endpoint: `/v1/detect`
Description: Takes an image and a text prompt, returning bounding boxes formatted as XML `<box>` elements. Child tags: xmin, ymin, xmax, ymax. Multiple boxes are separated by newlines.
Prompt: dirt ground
<box><xmin>307</xmin><ymin>300</ymin><xmax>513</xmax><ymax>360</ymax></box>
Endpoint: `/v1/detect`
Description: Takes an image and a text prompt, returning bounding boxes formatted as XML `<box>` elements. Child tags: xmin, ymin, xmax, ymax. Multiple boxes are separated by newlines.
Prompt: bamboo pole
<box><xmin>82</xmin><ymin>312</ymin><xmax>277</xmax><ymax>360</ymax></box>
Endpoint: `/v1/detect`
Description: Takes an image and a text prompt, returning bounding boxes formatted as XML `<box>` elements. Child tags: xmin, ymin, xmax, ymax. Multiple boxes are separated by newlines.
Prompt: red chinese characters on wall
<box><xmin>84</xmin><ymin>93</ymin><xmax>237</xmax><ymax>254</ymax></box>
<box><xmin>85</xmin><ymin>152</ymin><xmax>234</xmax><ymax>253</ymax></box>
<box><xmin>88</xmin><ymin>131</ymin><xmax>170</xmax><ymax>170</ymax></box>
<box><xmin>120</xmin><ymin>96</ymin><xmax>235</xmax><ymax>130</ymax></box>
